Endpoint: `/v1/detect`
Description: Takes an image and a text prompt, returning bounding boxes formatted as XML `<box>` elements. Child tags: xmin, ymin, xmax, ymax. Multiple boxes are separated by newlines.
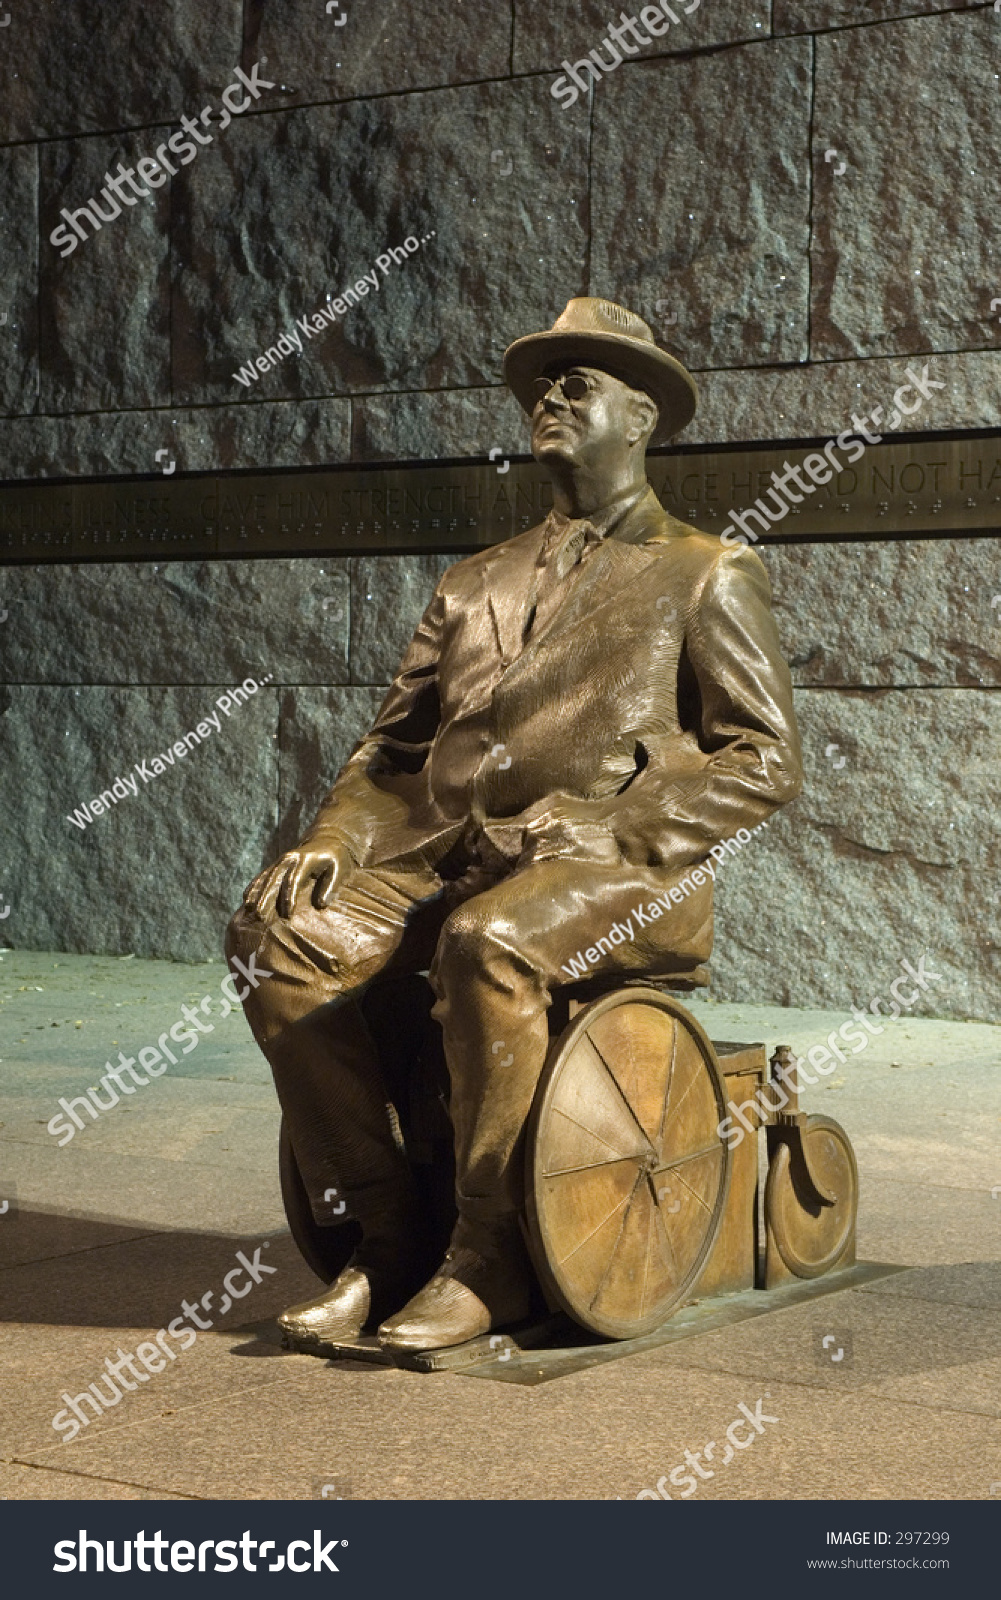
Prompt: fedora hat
<box><xmin>502</xmin><ymin>296</ymin><xmax>698</xmax><ymax>443</ymax></box>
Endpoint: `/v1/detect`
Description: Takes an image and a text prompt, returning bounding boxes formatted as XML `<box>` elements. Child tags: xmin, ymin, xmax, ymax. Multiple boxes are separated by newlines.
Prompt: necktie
<box><xmin>524</xmin><ymin>517</ymin><xmax>602</xmax><ymax>643</ymax></box>
<box><xmin>552</xmin><ymin>518</ymin><xmax>601</xmax><ymax>579</ymax></box>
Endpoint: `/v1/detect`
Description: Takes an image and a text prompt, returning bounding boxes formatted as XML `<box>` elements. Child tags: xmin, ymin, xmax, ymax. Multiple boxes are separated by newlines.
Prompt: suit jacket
<box><xmin>306</xmin><ymin>484</ymin><xmax>803</xmax><ymax>881</ymax></box>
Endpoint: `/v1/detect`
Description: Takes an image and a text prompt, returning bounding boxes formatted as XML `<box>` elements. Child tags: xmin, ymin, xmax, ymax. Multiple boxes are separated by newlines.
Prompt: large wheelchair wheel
<box><xmin>525</xmin><ymin>988</ymin><xmax>732</xmax><ymax>1339</ymax></box>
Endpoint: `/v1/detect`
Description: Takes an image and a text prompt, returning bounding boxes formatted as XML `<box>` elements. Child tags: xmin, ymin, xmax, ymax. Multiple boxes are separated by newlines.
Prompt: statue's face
<box><xmin>530</xmin><ymin>363</ymin><xmax>651</xmax><ymax>471</ymax></box>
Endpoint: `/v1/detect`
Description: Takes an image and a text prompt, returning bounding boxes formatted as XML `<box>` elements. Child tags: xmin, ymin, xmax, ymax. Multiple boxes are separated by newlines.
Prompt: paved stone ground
<box><xmin>0</xmin><ymin>948</ymin><xmax>998</xmax><ymax>1502</ymax></box>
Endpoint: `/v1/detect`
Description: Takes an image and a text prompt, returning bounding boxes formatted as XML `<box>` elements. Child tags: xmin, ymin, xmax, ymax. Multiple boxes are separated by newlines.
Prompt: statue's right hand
<box><xmin>242</xmin><ymin>838</ymin><xmax>355</xmax><ymax>921</ymax></box>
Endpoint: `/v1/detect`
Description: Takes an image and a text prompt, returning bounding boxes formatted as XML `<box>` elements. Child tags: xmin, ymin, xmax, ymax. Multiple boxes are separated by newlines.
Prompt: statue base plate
<box><xmin>271</xmin><ymin>1261</ymin><xmax>905</xmax><ymax>1383</ymax></box>
<box><xmin>280</xmin><ymin>1313</ymin><xmax>567</xmax><ymax>1372</ymax></box>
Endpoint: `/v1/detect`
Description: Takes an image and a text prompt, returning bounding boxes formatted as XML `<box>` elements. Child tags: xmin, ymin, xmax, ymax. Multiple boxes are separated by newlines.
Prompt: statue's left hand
<box><xmin>242</xmin><ymin>838</ymin><xmax>356</xmax><ymax>921</ymax></box>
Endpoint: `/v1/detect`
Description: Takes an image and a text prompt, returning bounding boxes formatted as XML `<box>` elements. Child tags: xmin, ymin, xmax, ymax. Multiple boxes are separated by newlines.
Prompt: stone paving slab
<box><xmin>0</xmin><ymin>1460</ymin><xmax>193</xmax><ymax>1500</ymax></box>
<box><xmin>853</xmin><ymin>1176</ymin><xmax>1001</xmax><ymax>1269</ymax></box>
<box><xmin>0</xmin><ymin>1227</ymin><xmax>315</xmax><ymax>1457</ymax></box>
<box><xmin>10</xmin><ymin>1343</ymin><xmax>1000</xmax><ymax>1502</ymax></box>
<box><xmin>857</xmin><ymin>1260</ymin><xmax>1001</xmax><ymax>1310</ymax></box>
<box><xmin>640</xmin><ymin>1275</ymin><xmax>1001</xmax><ymax>1418</ymax></box>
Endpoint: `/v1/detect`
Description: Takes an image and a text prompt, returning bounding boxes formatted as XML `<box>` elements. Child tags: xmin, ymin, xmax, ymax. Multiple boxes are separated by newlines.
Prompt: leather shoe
<box><xmin>377</xmin><ymin>1216</ymin><xmax>534</xmax><ymax>1352</ymax></box>
<box><xmin>280</xmin><ymin>1172</ymin><xmax>443</xmax><ymax>1351</ymax></box>
<box><xmin>278</xmin><ymin>1265</ymin><xmax>373</xmax><ymax>1350</ymax></box>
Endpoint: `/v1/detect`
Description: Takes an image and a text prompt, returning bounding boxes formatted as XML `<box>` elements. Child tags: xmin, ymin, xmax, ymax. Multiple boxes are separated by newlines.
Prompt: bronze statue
<box><xmin>226</xmin><ymin>297</ymin><xmax>803</xmax><ymax>1353</ymax></box>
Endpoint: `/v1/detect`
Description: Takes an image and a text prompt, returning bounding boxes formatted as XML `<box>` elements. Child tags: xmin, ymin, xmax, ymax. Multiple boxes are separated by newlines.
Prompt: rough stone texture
<box><xmin>1</xmin><ymin>4</ymin><xmax>997</xmax><ymax>466</ymax></box>
<box><xmin>350</xmin><ymin>553</ymin><xmax>456</xmax><ymax>683</ymax></box>
<box><xmin>0</xmin><ymin>558</ymin><xmax>350</xmax><ymax>685</ymax></box>
<box><xmin>171</xmin><ymin>79</ymin><xmax>589</xmax><ymax>407</ymax></box>
<box><xmin>0</xmin><ymin>0</ymin><xmax>244</xmax><ymax>144</ymax></box>
<box><xmin>2</xmin><ymin>344</ymin><xmax>996</xmax><ymax>482</ymax></box>
<box><xmin>0</xmin><ymin>398</ymin><xmax>351</xmax><ymax>480</ymax></box>
<box><xmin>676</xmin><ymin>349</ymin><xmax>1001</xmax><ymax>446</ymax></box>
<box><xmin>349</xmin><ymin>349</ymin><xmax>1001</xmax><ymax>458</ymax></box>
<box><xmin>4</xmin><ymin>343</ymin><xmax>999</xmax><ymax>476</ymax></box>
<box><xmin>39</xmin><ymin>132</ymin><xmax>170</xmax><ymax>415</ymax></box>
<box><xmin>512</xmin><ymin>0</ymin><xmax>771</xmax><ymax>74</ymax></box>
<box><xmin>247</xmin><ymin>0</ymin><xmax>511</xmax><ymax>107</ymax></box>
<box><xmin>811</xmin><ymin>11</ymin><xmax>1001</xmax><ymax>361</ymax></box>
<box><xmin>0</xmin><ymin>144</ymin><xmax>38</xmax><ymax>417</ymax></box>
<box><xmin>351</xmin><ymin>385</ymin><xmax>527</xmax><ymax>464</ymax></box>
<box><xmin>709</xmin><ymin>688</ymin><xmax>1000</xmax><ymax>1021</ymax></box>
<box><xmin>0</xmin><ymin>686</ymin><xmax>277</xmax><ymax>960</ymax></box>
<box><xmin>9</xmin><ymin>537</ymin><xmax>998</xmax><ymax>696</ymax></box>
<box><xmin>591</xmin><ymin>39</ymin><xmax>812</xmax><ymax>372</ymax></box>
<box><xmin>774</xmin><ymin>0</ymin><xmax>970</xmax><ymax>35</ymax></box>
<box><xmin>762</xmin><ymin>536</ymin><xmax>1001</xmax><ymax>688</ymax></box>
<box><xmin>276</xmin><ymin>685</ymin><xmax>388</xmax><ymax>854</ymax></box>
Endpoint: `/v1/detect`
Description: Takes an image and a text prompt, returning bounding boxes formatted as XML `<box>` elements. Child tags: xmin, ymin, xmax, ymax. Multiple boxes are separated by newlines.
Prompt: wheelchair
<box><xmin>279</xmin><ymin>971</ymin><xmax>858</xmax><ymax>1345</ymax></box>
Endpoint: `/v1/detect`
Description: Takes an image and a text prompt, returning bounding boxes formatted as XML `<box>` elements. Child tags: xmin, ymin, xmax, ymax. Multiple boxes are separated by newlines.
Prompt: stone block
<box><xmin>0</xmin><ymin>398</ymin><xmax>351</xmax><ymax>481</ymax></box>
<box><xmin>0</xmin><ymin>685</ymin><xmax>278</xmax><ymax>961</ymax></box>
<box><xmin>811</xmin><ymin>10</ymin><xmax>1000</xmax><ymax>360</ymax></box>
<box><xmin>170</xmin><ymin>79</ymin><xmax>589</xmax><ymax>405</ymax></box>
<box><xmin>247</xmin><ymin>0</ymin><xmax>510</xmax><ymax>106</ymax></box>
<box><xmin>774</xmin><ymin>0</ymin><xmax>968</xmax><ymax>35</ymax></box>
<box><xmin>0</xmin><ymin>144</ymin><xmax>38</xmax><ymax>416</ymax></box>
<box><xmin>591</xmin><ymin>39</ymin><xmax>812</xmax><ymax>373</ymax></box>
<box><xmin>351</xmin><ymin>385</ymin><xmax>527</xmax><ymax>463</ymax></box>
<box><xmin>0</xmin><ymin>557</ymin><xmax>350</xmax><ymax>686</ymax></box>
<box><xmin>513</xmin><ymin>0</ymin><xmax>771</xmax><ymax>74</ymax></box>
<box><xmin>0</xmin><ymin>1</ymin><xmax>244</xmax><ymax>144</ymax></box>
<box><xmin>761</xmin><ymin>535</ymin><xmax>1001</xmax><ymax>689</ymax></box>
<box><xmin>350</xmin><ymin>553</ymin><xmax>457</xmax><ymax>684</ymax></box>
<box><xmin>676</xmin><ymin>350</ymin><xmax>1001</xmax><ymax>446</ymax></box>
<box><xmin>39</xmin><ymin>133</ymin><xmax>170</xmax><ymax>414</ymax></box>
<box><xmin>276</xmin><ymin>685</ymin><xmax>388</xmax><ymax>851</ymax></box>
<box><xmin>709</xmin><ymin>688</ymin><xmax>1000</xmax><ymax>1021</ymax></box>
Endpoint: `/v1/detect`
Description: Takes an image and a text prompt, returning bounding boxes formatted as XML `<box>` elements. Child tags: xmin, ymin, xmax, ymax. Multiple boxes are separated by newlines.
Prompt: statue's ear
<box><xmin>630</xmin><ymin>391</ymin><xmax>659</xmax><ymax>445</ymax></box>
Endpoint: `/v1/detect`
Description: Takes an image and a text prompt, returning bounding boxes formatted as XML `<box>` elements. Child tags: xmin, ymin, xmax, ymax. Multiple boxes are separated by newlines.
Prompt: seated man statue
<box><xmin>227</xmin><ymin>297</ymin><xmax>803</xmax><ymax>1353</ymax></box>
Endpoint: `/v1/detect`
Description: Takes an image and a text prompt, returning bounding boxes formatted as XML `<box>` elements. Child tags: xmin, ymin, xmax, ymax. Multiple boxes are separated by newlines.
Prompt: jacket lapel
<box><xmin>519</xmin><ymin>487</ymin><xmax>675</xmax><ymax>652</ymax></box>
<box><xmin>483</xmin><ymin>532</ymin><xmax>544</xmax><ymax>668</ymax></box>
<box><xmin>480</xmin><ymin>484</ymin><xmax>680</xmax><ymax>668</ymax></box>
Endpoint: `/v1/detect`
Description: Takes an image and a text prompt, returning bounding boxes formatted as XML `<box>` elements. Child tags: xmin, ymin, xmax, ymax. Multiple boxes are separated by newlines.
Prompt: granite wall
<box><xmin>1</xmin><ymin>1</ymin><xmax>999</xmax><ymax>1019</ymax></box>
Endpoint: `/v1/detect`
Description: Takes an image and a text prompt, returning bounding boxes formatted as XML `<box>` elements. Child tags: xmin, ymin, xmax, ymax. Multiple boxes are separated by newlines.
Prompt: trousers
<box><xmin>225</xmin><ymin>850</ymin><xmax>713</xmax><ymax>1228</ymax></box>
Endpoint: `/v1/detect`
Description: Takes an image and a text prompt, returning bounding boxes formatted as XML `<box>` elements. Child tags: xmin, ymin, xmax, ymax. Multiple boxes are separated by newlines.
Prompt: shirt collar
<box><xmin>541</xmin><ymin>482</ymin><xmax>650</xmax><ymax>552</ymax></box>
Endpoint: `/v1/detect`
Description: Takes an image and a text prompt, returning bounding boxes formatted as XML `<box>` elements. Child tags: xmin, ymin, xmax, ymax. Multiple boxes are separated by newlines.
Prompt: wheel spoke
<box><xmin>658</xmin><ymin>1060</ymin><xmax>700</xmax><ymax>1143</ymax></box>
<box><xmin>586</xmin><ymin>1169</ymin><xmax>644</xmax><ymax>1311</ymax></box>
<box><xmin>585</xmin><ymin>1031</ymin><xmax>658</xmax><ymax>1158</ymax></box>
<box><xmin>544</xmin><ymin>1155</ymin><xmax>643</xmax><ymax>1178</ymax></box>
<box><xmin>549</xmin><ymin>1105</ymin><xmax>639</xmax><ymax>1162</ymax></box>
<box><xmin>671</xmin><ymin>1159</ymin><xmax>718</xmax><ymax>1216</ymax></box>
<box><xmin>557</xmin><ymin>1168</ymin><xmax>636</xmax><ymax>1269</ymax></box>
<box><xmin>653</xmin><ymin>1141</ymin><xmax>722</xmax><ymax>1176</ymax></box>
<box><xmin>656</xmin><ymin>1017</ymin><xmax>678</xmax><ymax>1146</ymax></box>
<box><xmin>650</xmin><ymin>1178</ymin><xmax>680</xmax><ymax>1279</ymax></box>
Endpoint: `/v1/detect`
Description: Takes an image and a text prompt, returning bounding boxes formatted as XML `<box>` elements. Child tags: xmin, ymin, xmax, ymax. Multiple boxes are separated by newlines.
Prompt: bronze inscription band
<box><xmin>1</xmin><ymin>435</ymin><xmax>998</xmax><ymax>565</ymax></box>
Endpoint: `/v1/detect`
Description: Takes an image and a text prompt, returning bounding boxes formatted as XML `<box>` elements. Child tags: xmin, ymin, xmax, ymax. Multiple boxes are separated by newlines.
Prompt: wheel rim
<box><xmin>526</xmin><ymin>989</ymin><xmax>731</xmax><ymax>1339</ymax></box>
<box><xmin>765</xmin><ymin>1115</ymin><xmax>858</xmax><ymax>1279</ymax></box>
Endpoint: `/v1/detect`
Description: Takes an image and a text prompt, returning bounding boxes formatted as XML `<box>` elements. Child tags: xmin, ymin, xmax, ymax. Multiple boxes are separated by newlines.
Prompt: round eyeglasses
<box><xmin>532</xmin><ymin>372</ymin><xmax>593</xmax><ymax>403</ymax></box>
